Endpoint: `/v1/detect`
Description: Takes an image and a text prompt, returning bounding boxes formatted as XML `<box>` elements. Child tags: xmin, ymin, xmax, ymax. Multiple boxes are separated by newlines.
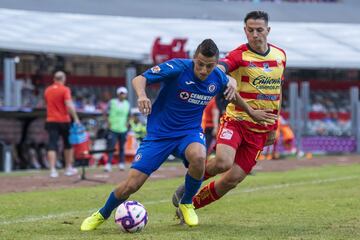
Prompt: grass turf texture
<box><xmin>0</xmin><ymin>163</ymin><xmax>359</xmax><ymax>240</ymax></box>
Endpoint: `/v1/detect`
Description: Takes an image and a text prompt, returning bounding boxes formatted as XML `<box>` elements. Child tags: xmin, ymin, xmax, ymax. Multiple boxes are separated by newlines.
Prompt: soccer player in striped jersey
<box><xmin>173</xmin><ymin>11</ymin><xmax>285</xmax><ymax>210</ymax></box>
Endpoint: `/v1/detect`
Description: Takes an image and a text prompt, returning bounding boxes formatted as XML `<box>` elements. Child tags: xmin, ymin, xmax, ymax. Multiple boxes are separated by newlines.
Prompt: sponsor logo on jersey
<box><xmin>219</xmin><ymin>128</ymin><xmax>233</xmax><ymax>140</ymax></box>
<box><xmin>180</xmin><ymin>91</ymin><xmax>190</xmax><ymax>100</ymax></box>
<box><xmin>252</xmin><ymin>75</ymin><xmax>281</xmax><ymax>90</ymax></box>
<box><xmin>257</xmin><ymin>94</ymin><xmax>278</xmax><ymax>101</ymax></box>
<box><xmin>179</xmin><ymin>91</ymin><xmax>212</xmax><ymax>105</ymax></box>
<box><xmin>151</xmin><ymin>65</ymin><xmax>161</xmax><ymax>73</ymax></box>
<box><xmin>185</xmin><ymin>81</ymin><xmax>195</xmax><ymax>85</ymax></box>
<box><xmin>208</xmin><ymin>84</ymin><xmax>217</xmax><ymax>93</ymax></box>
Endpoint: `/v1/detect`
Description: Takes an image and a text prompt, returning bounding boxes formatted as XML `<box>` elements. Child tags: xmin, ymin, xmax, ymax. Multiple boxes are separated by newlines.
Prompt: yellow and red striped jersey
<box><xmin>220</xmin><ymin>43</ymin><xmax>286</xmax><ymax>132</ymax></box>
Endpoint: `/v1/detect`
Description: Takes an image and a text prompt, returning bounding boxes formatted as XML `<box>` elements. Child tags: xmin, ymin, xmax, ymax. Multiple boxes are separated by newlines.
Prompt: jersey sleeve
<box><xmin>219</xmin><ymin>48</ymin><xmax>243</xmax><ymax>73</ymax></box>
<box><xmin>142</xmin><ymin>59</ymin><xmax>183</xmax><ymax>84</ymax></box>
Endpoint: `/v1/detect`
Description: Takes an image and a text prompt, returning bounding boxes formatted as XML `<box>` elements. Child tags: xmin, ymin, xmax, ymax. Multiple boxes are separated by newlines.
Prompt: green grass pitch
<box><xmin>0</xmin><ymin>163</ymin><xmax>359</xmax><ymax>240</ymax></box>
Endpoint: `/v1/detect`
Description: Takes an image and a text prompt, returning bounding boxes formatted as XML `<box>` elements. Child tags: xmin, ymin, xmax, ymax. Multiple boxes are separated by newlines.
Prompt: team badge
<box><xmin>219</xmin><ymin>128</ymin><xmax>233</xmax><ymax>140</ymax></box>
<box><xmin>179</xmin><ymin>91</ymin><xmax>190</xmax><ymax>100</ymax></box>
<box><xmin>151</xmin><ymin>65</ymin><xmax>161</xmax><ymax>73</ymax></box>
<box><xmin>263</xmin><ymin>63</ymin><xmax>272</xmax><ymax>72</ymax></box>
<box><xmin>134</xmin><ymin>153</ymin><xmax>142</xmax><ymax>162</ymax></box>
<box><xmin>208</xmin><ymin>84</ymin><xmax>216</xmax><ymax>93</ymax></box>
<box><xmin>248</xmin><ymin>61</ymin><xmax>256</xmax><ymax>68</ymax></box>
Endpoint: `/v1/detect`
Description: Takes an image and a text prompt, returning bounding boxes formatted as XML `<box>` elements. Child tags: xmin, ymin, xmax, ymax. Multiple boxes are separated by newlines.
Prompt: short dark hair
<box><xmin>194</xmin><ymin>39</ymin><xmax>219</xmax><ymax>59</ymax></box>
<box><xmin>244</xmin><ymin>11</ymin><xmax>269</xmax><ymax>25</ymax></box>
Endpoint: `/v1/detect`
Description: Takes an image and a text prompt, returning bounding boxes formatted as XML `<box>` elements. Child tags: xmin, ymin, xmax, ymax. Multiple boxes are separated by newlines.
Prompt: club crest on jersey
<box><xmin>179</xmin><ymin>91</ymin><xmax>190</xmax><ymax>100</ymax></box>
<box><xmin>208</xmin><ymin>84</ymin><xmax>217</xmax><ymax>93</ymax></box>
<box><xmin>219</xmin><ymin>128</ymin><xmax>233</xmax><ymax>140</ymax></box>
<box><xmin>263</xmin><ymin>63</ymin><xmax>272</xmax><ymax>72</ymax></box>
<box><xmin>151</xmin><ymin>65</ymin><xmax>161</xmax><ymax>73</ymax></box>
<box><xmin>134</xmin><ymin>153</ymin><xmax>142</xmax><ymax>162</ymax></box>
<box><xmin>248</xmin><ymin>61</ymin><xmax>256</xmax><ymax>68</ymax></box>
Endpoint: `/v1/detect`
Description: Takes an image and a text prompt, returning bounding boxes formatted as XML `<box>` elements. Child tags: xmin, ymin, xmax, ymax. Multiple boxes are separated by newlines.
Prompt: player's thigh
<box><xmin>216</xmin><ymin>119</ymin><xmax>242</xmax><ymax>166</ymax></box>
<box><xmin>215</xmin><ymin>143</ymin><xmax>237</xmax><ymax>167</ymax></box>
<box><xmin>234</xmin><ymin>144</ymin><xmax>261</xmax><ymax>174</ymax></box>
<box><xmin>176</xmin><ymin>132</ymin><xmax>206</xmax><ymax>168</ymax></box>
<box><xmin>131</xmin><ymin>139</ymin><xmax>176</xmax><ymax>176</ymax></box>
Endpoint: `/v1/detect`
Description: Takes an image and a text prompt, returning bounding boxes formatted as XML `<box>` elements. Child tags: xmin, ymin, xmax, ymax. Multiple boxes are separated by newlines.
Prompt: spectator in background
<box><xmin>129</xmin><ymin>112</ymin><xmax>146</xmax><ymax>143</ymax></box>
<box><xmin>104</xmin><ymin>87</ymin><xmax>130</xmax><ymax>172</ymax></box>
<box><xmin>202</xmin><ymin>98</ymin><xmax>219</xmax><ymax>154</ymax></box>
<box><xmin>44</xmin><ymin>71</ymin><xmax>80</xmax><ymax>178</ymax></box>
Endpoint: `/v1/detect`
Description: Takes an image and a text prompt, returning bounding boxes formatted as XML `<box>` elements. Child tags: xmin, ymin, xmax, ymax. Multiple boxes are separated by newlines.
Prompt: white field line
<box><xmin>0</xmin><ymin>175</ymin><xmax>358</xmax><ymax>226</ymax></box>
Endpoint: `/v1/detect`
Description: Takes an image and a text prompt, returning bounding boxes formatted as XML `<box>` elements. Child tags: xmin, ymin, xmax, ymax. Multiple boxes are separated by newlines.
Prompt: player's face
<box><xmin>193</xmin><ymin>53</ymin><xmax>218</xmax><ymax>80</ymax></box>
<box><xmin>244</xmin><ymin>18</ymin><xmax>270</xmax><ymax>52</ymax></box>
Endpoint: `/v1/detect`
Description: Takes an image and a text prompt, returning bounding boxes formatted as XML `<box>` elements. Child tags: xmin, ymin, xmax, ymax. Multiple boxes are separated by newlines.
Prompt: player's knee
<box><xmin>188</xmin><ymin>154</ymin><xmax>206</xmax><ymax>174</ymax></box>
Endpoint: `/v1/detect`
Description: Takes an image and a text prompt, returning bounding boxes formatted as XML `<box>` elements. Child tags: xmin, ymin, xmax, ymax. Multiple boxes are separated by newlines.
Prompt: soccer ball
<box><xmin>114</xmin><ymin>201</ymin><xmax>148</xmax><ymax>233</ymax></box>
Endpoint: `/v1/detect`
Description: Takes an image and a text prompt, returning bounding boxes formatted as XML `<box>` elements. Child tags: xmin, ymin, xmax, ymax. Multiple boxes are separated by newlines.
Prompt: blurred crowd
<box><xmin>0</xmin><ymin>80</ymin><xmax>355</xmax><ymax>170</ymax></box>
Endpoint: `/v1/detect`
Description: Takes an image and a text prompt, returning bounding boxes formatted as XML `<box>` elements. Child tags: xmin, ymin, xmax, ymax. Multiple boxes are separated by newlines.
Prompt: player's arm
<box><xmin>231</xmin><ymin>91</ymin><xmax>277</xmax><ymax>124</ymax></box>
<box><xmin>217</xmin><ymin>64</ymin><xmax>236</xmax><ymax>101</ymax></box>
<box><xmin>265</xmin><ymin>68</ymin><xmax>285</xmax><ymax>146</ymax></box>
<box><xmin>265</xmin><ymin>88</ymin><xmax>283</xmax><ymax>146</ymax></box>
<box><xmin>132</xmin><ymin>75</ymin><xmax>151</xmax><ymax>116</ymax></box>
<box><xmin>264</xmin><ymin>130</ymin><xmax>276</xmax><ymax>146</ymax></box>
<box><xmin>211</xmin><ymin>105</ymin><xmax>220</xmax><ymax>136</ymax></box>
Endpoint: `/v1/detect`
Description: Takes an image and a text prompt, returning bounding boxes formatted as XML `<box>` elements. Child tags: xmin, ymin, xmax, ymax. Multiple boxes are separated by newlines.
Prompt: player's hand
<box><xmin>249</xmin><ymin>109</ymin><xmax>278</xmax><ymax>124</ymax></box>
<box><xmin>223</xmin><ymin>76</ymin><xmax>237</xmax><ymax>101</ymax></box>
<box><xmin>137</xmin><ymin>96</ymin><xmax>152</xmax><ymax>116</ymax></box>
<box><xmin>264</xmin><ymin>130</ymin><xmax>276</xmax><ymax>146</ymax></box>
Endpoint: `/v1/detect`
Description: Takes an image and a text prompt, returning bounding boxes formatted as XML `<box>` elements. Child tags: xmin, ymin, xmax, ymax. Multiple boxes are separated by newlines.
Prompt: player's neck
<box><xmin>248</xmin><ymin>43</ymin><xmax>269</xmax><ymax>55</ymax></box>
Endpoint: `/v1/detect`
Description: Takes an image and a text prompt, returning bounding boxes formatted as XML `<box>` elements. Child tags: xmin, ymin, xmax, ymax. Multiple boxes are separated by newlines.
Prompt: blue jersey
<box><xmin>142</xmin><ymin>58</ymin><xmax>229</xmax><ymax>139</ymax></box>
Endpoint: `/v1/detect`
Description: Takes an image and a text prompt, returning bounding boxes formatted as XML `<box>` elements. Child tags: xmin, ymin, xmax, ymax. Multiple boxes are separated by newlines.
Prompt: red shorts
<box><xmin>216</xmin><ymin>119</ymin><xmax>268</xmax><ymax>174</ymax></box>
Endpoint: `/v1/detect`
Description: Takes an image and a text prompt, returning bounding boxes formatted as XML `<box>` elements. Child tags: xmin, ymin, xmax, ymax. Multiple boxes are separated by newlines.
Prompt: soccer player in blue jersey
<box><xmin>80</xmin><ymin>39</ymin><xmax>237</xmax><ymax>230</ymax></box>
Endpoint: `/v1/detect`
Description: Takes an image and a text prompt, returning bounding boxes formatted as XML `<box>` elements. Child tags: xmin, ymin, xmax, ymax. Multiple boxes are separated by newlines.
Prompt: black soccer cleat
<box><xmin>172</xmin><ymin>183</ymin><xmax>185</xmax><ymax>208</ymax></box>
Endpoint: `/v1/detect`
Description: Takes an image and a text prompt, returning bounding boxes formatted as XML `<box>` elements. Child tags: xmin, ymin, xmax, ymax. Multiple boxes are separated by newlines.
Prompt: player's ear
<box><xmin>267</xmin><ymin>26</ymin><xmax>271</xmax><ymax>33</ymax></box>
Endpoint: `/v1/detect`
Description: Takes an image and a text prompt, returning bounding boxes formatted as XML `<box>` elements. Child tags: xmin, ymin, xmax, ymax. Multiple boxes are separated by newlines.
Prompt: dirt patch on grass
<box><xmin>0</xmin><ymin>155</ymin><xmax>358</xmax><ymax>194</ymax></box>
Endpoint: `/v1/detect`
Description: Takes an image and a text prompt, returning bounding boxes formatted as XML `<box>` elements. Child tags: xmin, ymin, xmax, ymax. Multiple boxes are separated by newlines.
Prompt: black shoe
<box><xmin>172</xmin><ymin>183</ymin><xmax>185</xmax><ymax>208</ymax></box>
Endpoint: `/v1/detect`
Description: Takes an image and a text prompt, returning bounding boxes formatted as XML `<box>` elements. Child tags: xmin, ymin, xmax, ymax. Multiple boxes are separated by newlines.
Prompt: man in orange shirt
<box><xmin>173</xmin><ymin>11</ymin><xmax>285</xmax><ymax>210</ymax></box>
<box><xmin>44</xmin><ymin>71</ymin><xmax>80</xmax><ymax>178</ymax></box>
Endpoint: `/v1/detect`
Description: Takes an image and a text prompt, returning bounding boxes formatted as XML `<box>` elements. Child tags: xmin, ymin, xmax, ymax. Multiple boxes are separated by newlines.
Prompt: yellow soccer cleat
<box><xmin>80</xmin><ymin>211</ymin><xmax>105</xmax><ymax>231</ymax></box>
<box><xmin>177</xmin><ymin>203</ymin><xmax>198</xmax><ymax>227</ymax></box>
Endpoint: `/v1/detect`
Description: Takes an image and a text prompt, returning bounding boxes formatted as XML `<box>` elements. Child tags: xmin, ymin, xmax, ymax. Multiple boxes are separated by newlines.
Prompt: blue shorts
<box><xmin>131</xmin><ymin>132</ymin><xmax>205</xmax><ymax>176</ymax></box>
